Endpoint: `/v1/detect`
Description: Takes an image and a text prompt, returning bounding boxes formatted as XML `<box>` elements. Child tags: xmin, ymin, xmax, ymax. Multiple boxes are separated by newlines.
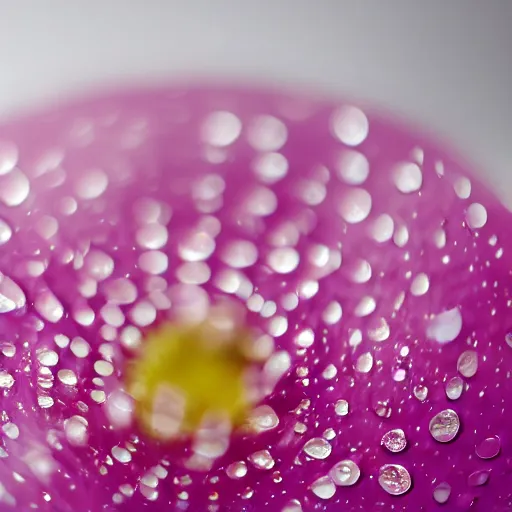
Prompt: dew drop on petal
<box><xmin>202</xmin><ymin>111</ymin><xmax>242</xmax><ymax>147</ymax></box>
<box><xmin>0</xmin><ymin>141</ymin><xmax>18</xmax><ymax>174</ymax></box>
<box><xmin>0</xmin><ymin>371</ymin><xmax>14</xmax><ymax>389</ymax></box>
<box><xmin>378</xmin><ymin>464</ymin><xmax>411</xmax><ymax>495</ymax></box>
<box><xmin>112</xmin><ymin>446</ymin><xmax>132</xmax><ymax>464</ymax></box>
<box><xmin>429</xmin><ymin>409</ymin><xmax>460</xmax><ymax>442</ymax></box>
<box><xmin>336</xmin><ymin>149</ymin><xmax>370</xmax><ymax>185</ymax></box>
<box><xmin>335</xmin><ymin>399</ymin><xmax>349</xmax><ymax>416</ymax></box>
<box><xmin>468</xmin><ymin>470</ymin><xmax>490</xmax><ymax>487</ymax></box>
<box><xmin>445</xmin><ymin>376</ymin><xmax>464</xmax><ymax>400</ymax></box>
<box><xmin>410</xmin><ymin>273</ymin><xmax>430</xmax><ymax>296</ymax></box>
<box><xmin>381</xmin><ymin>429</ymin><xmax>407</xmax><ymax>453</ymax></box>
<box><xmin>248</xmin><ymin>405</ymin><xmax>279</xmax><ymax>433</ymax></box>
<box><xmin>64</xmin><ymin>416</ymin><xmax>89</xmax><ymax>446</ymax></box>
<box><xmin>34</xmin><ymin>290</ymin><xmax>63</xmax><ymax>323</ymax></box>
<box><xmin>371</xmin><ymin>214</ymin><xmax>394</xmax><ymax>243</ymax></box>
<box><xmin>2</xmin><ymin>422</ymin><xmax>20</xmax><ymax>440</ymax></box>
<box><xmin>303</xmin><ymin>438</ymin><xmax>332</xmax><ymax>460</ymax></box>
<box><xmin>75</xmin><ymin>169</ymin><xmax>108</xmax><ymax>199</ymax></box>
<box><xmin>0</xmin><ymin>170</ymin><xmax>30</xmax><ymax>206</ymax></box>
<box><xmin>426</xmin><ymin>307</ymin><xmax>462</xmax><ymax>343</ymax></box>
<box><xmin>310</xmin><ymin>475</ymin><xmax>336</xmax><ymax>500</ymax></box>
<box><xmin>457</xmin><ymin>350</ymin><xmax>478</xmax><ymax>378</ymax></box>
<box><xmin>433</xmin><ymin>482</ymin><xmax>451</xmax><ymax>504</ymax></box>
<box><xmin>329</xmin><ymin>460</ymin><xmax>360</xmax><ymax>486</ymax></box>
<box><xmin>84</xmin><ymin>250</ymin><xmax>114</xmax><ymax>281</ymax></box>
<box><xmin>226</xmin><ymin>461</ymin><xmax>247</xmax><ymax>479</ymax></box>
<box><xmin>249</xmin><ymin>450</ymin><xmax>275</xmax><ymax>470</ymax></box>
<box><xmin>466</xmin><ymin>203</ymin><xmax>487</xmax><ymax>229</ymax></box>
<box><xmin>413</xmin><ymin>384</ymin><xmax>428</xmax><ymax>401</ymax></box>
<box><xmin>331</xmin><ymin>105</ymin><xmax>369</xmax><ymax>146</ymax></box>
<box><xmin>247</xmin><ymin>115</ymin><xmax>287</xmax><ymax>151</ymax></box>
<box><xmin>0</xmin><ymin>219</ymin><xmax>12</xmax><ymax>245</ymax></box>
<box><xmin>393</xmin><ymin>162</ymin><xmax>423</xmax><ymax>193</ymax></box>
<box><xmin>476</xmin><ymin>436</ymin><xmax>501</xmax><ymax>459</ymax></box>
<box><xmin>58</xmin><ymin>369</ymin><xmax>78</xmax><ymax>386</ymax></box>
<box><xmin>267</xmin><ymin>247</ymin><xmax>299</xmax><ymax>274</ymax></box>
<box><xmin>338</xmin><ymin>188</ymin><xmax>372</xmax><ymax>224</ymax></box>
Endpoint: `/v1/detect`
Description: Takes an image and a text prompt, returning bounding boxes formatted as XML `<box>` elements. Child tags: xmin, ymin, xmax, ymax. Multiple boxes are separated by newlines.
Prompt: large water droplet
<box><xmin>34</xmin><ymin>289</ymin><xmax>63</xmax><ymax>323</ymax></box>
<box><xmin>75</xmin><ymin>169</ymin><xmax>108</xmax><ymax>199</ymax></box>
<box><xmin>335</xmin><ymin>399</ymin><xmax>349</xmax><ymax>416</ymax></box>
<box><xmin>84</xmin><ymin>250</ymin><xmax>114</xmax><ymax>281</ymax></box>
<box><xmin>248</xmin><ymin>405</ymin><xmax>279</xmax><ymax>433</ymax></box>
<box><xmin>381</xmin><ymin>429</ymin><xmax>407</xmax><ymax>453</ymax></box>
<box><xmin>378</xmin><ymin>464</ymin><xmax>411</xmax><ymax>495</ymax></box>
<box><xmin>457</xmin><ymin>350</ymin><xmax>478</xmax><ymax>378</ymax></box>
<box><xmin>413</xmin><ymin>384</ymin><xmax>428</xmax><ymax>401</ymax></box>
<box><xmin>329</xmin><ymin>460</ymin><xmax>360</xmax><ymax>486</ymax></box>
<box><xmin>429</xmin><ymin>409</ymin><xmax>460</xmax><ymax>442</ymax></box>
<box><xmin>0</xmin><ymin>219</ymin><xmax>12</xmax><ymax>245</ymax></box>
<box><xmin>303</xmin><ymin>438</ymin><xmax>332</xmax><ymax>460</ymax></box>
<box><xmin>226</xmin><ymin>461</ymin><xmax>247</xmax><ymax>479</ymax></box>
<box><xmin>0</xmin><ymin>141</ymin><xmax>18</xmax><ymax>175</ymax></box>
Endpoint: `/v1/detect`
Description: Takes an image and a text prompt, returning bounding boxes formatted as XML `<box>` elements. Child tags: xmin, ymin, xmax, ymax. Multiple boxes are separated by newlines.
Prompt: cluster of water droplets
<box><xmin>0</xmin><ymin>87</ymin><xmax>509</xmax><ymax>511</ymax></box>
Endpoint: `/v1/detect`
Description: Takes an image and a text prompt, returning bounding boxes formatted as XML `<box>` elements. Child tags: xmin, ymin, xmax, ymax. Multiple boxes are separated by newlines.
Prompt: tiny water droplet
<box><xmin>413</xmin><ymin>385</ymin><xmax>428</xmax><ymax>401</ymax></box>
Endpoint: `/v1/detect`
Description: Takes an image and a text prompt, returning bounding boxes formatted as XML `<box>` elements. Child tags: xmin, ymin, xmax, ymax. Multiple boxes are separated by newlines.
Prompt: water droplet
<box><xmin>267</xmin><ymin>247</ymin><xmax>299</xmax><ymax>274</ymax></box>
<box><xmin>0</xmin><ymin>219</ymin><xmax>12</xmax><ymax>245</ymax></box>
<box><xmin>393</xmin><ymin>162</ymin><xmax>422</xmax><ymax>193</ymax></box>
<box><xmin>70</xmin><ymin>337</ymin><xmax>91</xmax><ymax>358</ymax></box>
<box><xmin>433</xmin><ymin>482</ymin><xmax>451</xmax><ymax>504</ymax></box>
<box><xmin>249</xmin><ymin>450</ymin><xmax>275</xmax><ymax>470</ymax></box>
<box><xmin>371</xmin><ymin>214</ymin><xmax>394</xmax><ymax>243</ymax></box>
<box><xmin>295</xmin><ymin>328</ymin><xmax>315</xmax><ymax>348</ymax></box>
<box><xmin>0</xmin><ymin>274</ymin><xmax>26</xmax><ymax>313</ymax></box>
<box><xmin>202</xmin><ymin>111</ymin><xmax>241</xmax><ymax>147</ymax></box>
<box><xmin>446</xmin><ymin>376</ymin><xmax>464</xmax><ymax>400</ymax></box>
<box><xmin>136</xmin><ymin>223</ymin><xmax>168</xmax><ymax>250</ymax></box>
<box><xmin>331</xmin><ymin>105</ymin><xmax>369</xmax><ymax>146</ymax></box>
<box><xmin>0</xmin><ymin>371</ymin><xmax>14</xmax><ymax>389</ymax></box>
<box><xmin>303</xmin><ymin>438</ymin><xmax>332</xmax><ymax>460</ymax></box>
<box><xmin>329</xmin><ymin>460</ymin><xmax>360</xmax><ymax>486</ymax></box>
<box><xmin>338</xmin><ymin>188</ymin><xmax>372</xmax><ymax>224</ymax></box>
<box><xmin>310</xmin><ymin>475</ymin><xmax>336</xmax><ymax>500</ymax></box>
<box><xmin>179</xmin><ymin>231</ymin><xmax>215</xmax><ymax>262</ymax></box>
<box><xmin>457</xmin><ymin>350</ymin><xmax>478</xmax><ymax>378</ymax></box>
<box><xmin>64</xmin><ymin>416</ymin><xmax>88</xmax><ymax>446</ymax></box>
<box><xmin>104</xmin><ymin>278</ymin><xmax>138</xmax><ymax>305</ymax></box>
<box><xmin>34</xmin><ymin>289</ymin><xmax>63</xmax><ymax>322</ymax></box>
<box><xmin>322</xmin><ymin>301</ymin><xmax>342</xmax><ymax>325</ymax></box>
<box><xmin>0</xmin><ymin>141</ymin><xmax>18</xmax><ymax>174</ymax></box>
<box><xmin>37</xmin><ymin>395</ymin><xmax>54</xmax><ymax>408</ymax></box>
<box><xmin>413</xmin><ymin>384</ymin><xmax>428</xmax><ymax>401</ymax></box>
<box><xmin>429</xmin><ymin>409</ymin><xmax>460</xmax><ymax>442</ymax></box>
<box><xmin>410</xmin><ymin>273</ymin><xmax>430</xmax><ymax>296</ymax></box>
<box><xmin>466</xmin><ymin>203</ymin><xmax>487</xmax><ymax>229</ymax></box>
<box><xmin>58</xmin><ymin>369</ymin><xmax>78</xmax><ymax>386</ymax></box>
<box><xmin>336</xmin><ymin>149</ymin><xmax>369</xmax><ymax>185</ymax></box>
<box><xmin>2</xmin><ymin>422</ymin><xmax>19</xmax><ymax>440</ymax></box>
<box><xmin>37</xmin><ymin>348</ymin><xmax>59</xmax><ymax>367</ymax></box>
<box><xmin>94</xmin><ymin>360</ymin><xmax>114</xmax><ymax>377</ymax></box>
<box><xmin>454</xmin><ymin>177</ymin><xmax>471</xmax><ymax>199</ymax></box>
<box><xmin>355</xmin><ymin>352</ymin><xmax>373</xmax><ymax>373</ymax></box>
<box><xmin>253</xmin><ymin>152</ymin><xmax>288</xmax><ymax>183</ymax></box>
<box><xmin>106</xmin><ymin>390</ymin><xmax>134</xmax><ymax>429</ymax></box>
<box><xmin>335</xmin><ymin>399</ymin><xmax>349</xmax><ymax>416</ymax></box>
<box><xmin>506</xmin><ymin>332</ymin><xmax>512</xmax><ymax>348</ymax></box>
<box><xmin>75</xmin><ymin>169</ymin><xmax>108</xmax><ymax>199</ymax></box>
<box><xmin>112</xmin><ymin>446</ymin><xmax>132</xmax><ymax>463</ymax></box>
<box><xmin>468</xmin><ymin>469</ymin><xmax>490</xmax><ymax>487</ymax></box>
<box><xmin>0</xmin><ymin>169</ymin><xmax>30</xmax><ymax>206</ymax></box>
<box><xmin>226</xmin><ymin>461</ymin><xmax>247</xmax><ymax>479</ymax></box>
<box><xmin>249</xmin><ymin>405</ymin><xmax>279</xmax><ymax>433</ymax></box>
<box><xmin>427</xmin><ymin>307</ymin><xmax>462</xmax><ymax>343</ymax></box>
<box><xmin>476</xmin><ymin>436</ymin><xmax>501</xmax><ymax>459</ymax></box>
<box><xmin>381</xmin><ymin>429</ymin><xmax>407</xmax><ymax>453</ymax></box>
<box><xmin>247</xmin><ymin>115</ymin><xmax>287</xmax><ymax>152</ymax></box>
<box><xmin>378</xmin><ymin>464</ymin><xmax>411</xmax><ymax>495</ymax></box>
<box><xmin>84</xmin><ymin>250</ymin><xmax>114</xmax><ymax>281</ymax></box>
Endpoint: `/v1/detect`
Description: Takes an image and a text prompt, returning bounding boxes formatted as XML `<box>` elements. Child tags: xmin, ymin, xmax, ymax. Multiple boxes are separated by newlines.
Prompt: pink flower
<box><xmin>0</xmin><ymin>85</ymin><xmax>508</xmax><ymax>511</ymax></box>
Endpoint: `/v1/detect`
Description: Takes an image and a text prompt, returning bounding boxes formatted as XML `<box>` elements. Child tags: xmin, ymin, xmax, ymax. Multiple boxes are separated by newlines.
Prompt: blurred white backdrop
<box><xmin>0</xmin><ymin>1</ymin><xmax>510</xmax><ymax>199</ymax></box>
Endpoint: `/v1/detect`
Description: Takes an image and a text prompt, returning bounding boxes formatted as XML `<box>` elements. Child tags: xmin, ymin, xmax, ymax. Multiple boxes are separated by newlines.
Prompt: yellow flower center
<box><xmin>126</xmin><ymin>321</ymin><xmax>253</xmax><ymax>440</ymax></box>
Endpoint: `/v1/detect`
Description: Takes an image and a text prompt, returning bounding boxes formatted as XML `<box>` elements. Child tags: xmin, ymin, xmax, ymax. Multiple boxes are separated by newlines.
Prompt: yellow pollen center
<box><xmin>126</xmin><ymin>322</ymin><xmax>252</xmax><ymax>440</ymax></box>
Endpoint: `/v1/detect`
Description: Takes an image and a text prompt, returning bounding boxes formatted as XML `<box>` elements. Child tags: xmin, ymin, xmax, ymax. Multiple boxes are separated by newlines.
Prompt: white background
<box><xmin>0</xmin><ymin>1</ymin><xmax>510</xmax><ymax>200</ymax></box>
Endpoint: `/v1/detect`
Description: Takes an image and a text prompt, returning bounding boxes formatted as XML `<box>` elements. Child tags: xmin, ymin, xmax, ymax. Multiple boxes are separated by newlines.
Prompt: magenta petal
<box><xmin>0</xmin><ymin>85</ymin><xmax>509</xmax><ymax>511</ymax></box>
